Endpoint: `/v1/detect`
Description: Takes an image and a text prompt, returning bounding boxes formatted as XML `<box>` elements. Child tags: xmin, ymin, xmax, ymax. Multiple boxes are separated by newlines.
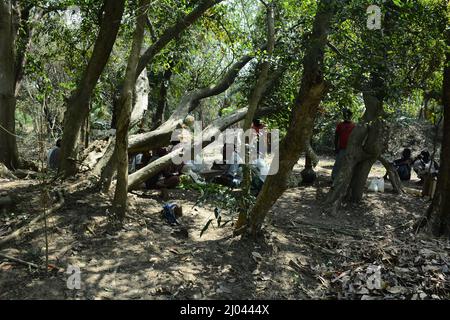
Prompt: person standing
<box><xmin>331</xmin><ymin>109</ymin><xmax>355</xmax><ymax>181</ymax></box>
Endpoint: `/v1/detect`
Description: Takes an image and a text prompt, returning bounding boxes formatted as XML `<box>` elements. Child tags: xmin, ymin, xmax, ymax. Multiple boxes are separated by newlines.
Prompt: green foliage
<box><xmin>13</xmin><ymin>0</ymin><xmax>449</xmax><ymax>159</ymax></box>
<box><xmin>179</xmin><ymin>174</ymin><xmax>255</xmax><ymax>237</ymax></box>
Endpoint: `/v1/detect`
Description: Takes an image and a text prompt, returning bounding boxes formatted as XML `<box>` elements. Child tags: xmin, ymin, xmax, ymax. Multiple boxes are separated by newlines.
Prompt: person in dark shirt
<box><xmin>331</xmin><ymin>109</ymin><xmax>355</xmax><ymax>181</ymax></box>
<box><xmin>392</xmin><ymin>148</ymin><xmax>413</xmax><ymax>181</ymax></box>
<box><xmin>47</xmin><ymin>139</ymin><xmax>62</xmax><ymax>171</ymax></box>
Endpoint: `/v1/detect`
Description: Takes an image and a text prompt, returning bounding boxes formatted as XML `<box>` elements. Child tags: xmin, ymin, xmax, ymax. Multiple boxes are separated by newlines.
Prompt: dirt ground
<box><xmin>0</xmin><ymin>157</ymin><xmax>449</xmax><ymax>300</ymax></box>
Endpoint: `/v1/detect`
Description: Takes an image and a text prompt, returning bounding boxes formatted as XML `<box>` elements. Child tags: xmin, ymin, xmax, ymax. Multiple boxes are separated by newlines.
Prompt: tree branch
<box><xmin>136</xmin><ymin>0</ymin><xmax>224</xmax><ymax>76</ymax></box>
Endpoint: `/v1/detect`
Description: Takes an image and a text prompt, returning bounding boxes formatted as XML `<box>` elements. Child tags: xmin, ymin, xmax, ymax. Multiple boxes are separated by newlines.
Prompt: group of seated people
<box><xmin>128</xmin><ymin>117</ymin><xmax>269</xmax><ymax>194</ymax></box>
<box><xmin>389</xmin><ymin>148</ymin><xmax>439</xmax><ymax>183</ymax></box>
<box><xmin>129</xmin><ymin>141</ymin><xmax>268</xmax><ymax>196</ymax></box>
<box><xmin>129</xmin><ymin>143</ymin><xmax>183</xmax><ymax>190</ymax></box>
<box><xmin>210</xmin><ymin>143</ymin><xmax>268</xmax><ymax>195</ymax></box>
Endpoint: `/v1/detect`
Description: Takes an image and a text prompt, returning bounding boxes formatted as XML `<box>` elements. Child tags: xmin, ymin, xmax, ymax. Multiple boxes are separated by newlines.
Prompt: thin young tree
<box><xmin>238</xmin><ymin>0</ymin><xmax>275</xmax><ymax>228</ymax></box>
<box><xmin>112</xmin><ymin>0</ymin><xmax>150</xmax><ymax>221</ymax></box>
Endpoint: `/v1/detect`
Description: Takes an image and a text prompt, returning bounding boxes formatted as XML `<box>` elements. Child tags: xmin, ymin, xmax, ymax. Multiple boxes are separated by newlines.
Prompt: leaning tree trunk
<box><xmin>59</xmin><ymin>0</ymin><xmax>125</xmax><ymax>177</ymax></box>
<box><xmin>0</xmin><ymin>0</ymin><xmax>19</xmax><ymax>170</ymax></box>
<box><xmin>111</xmin><ymin>0</ymin><xmax>149</xmax><ymax>221</ymax></box>
<box><xmin>123</xmin><ymin>68</ymin><xmax>284</xmax><ymax>191</ymax></box>
<box><xmin>128</xmin><ymin>51</ymin><xmax>255</xmax><ymax>154</ymax></box>
<box><xmin>420</xmin><ymin>39</ymin><xmax>450</xmax><ymax>238</ymax></box>
<box><xmin>238</xmin><ymin>3</ymin><xmax>275</xmax><ymax>227</ymax></box>
<box><xmin>243</xmin><ymin>0</ymin><xmax>336</xmax><ymax>236</ymax></box>
<box><xmin>95</xmin><ymin>68</ymin><xmax>150</xmax><ymax>191</ymax></box>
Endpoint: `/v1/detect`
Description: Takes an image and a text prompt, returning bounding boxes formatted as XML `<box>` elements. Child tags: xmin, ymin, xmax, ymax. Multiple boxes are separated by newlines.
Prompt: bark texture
<box><xmin>59</xmin><ymin>0</ymin><xmax>125</xmax><ymax>177</ymax></box>
<box><xmin>112</xmin><ymin>0</ymin><xmax>149</xmax><ymax>221</ymax></box>
<box><xmin>0</xmin><ymin>0</ymin><xmax>19</xmax><ymax>169</ymax></box>
<box><xmin>420</xmin><ymin>36</ymin><xmax>450</xmax><ymax>238</ymax></box>
<box><xmin>325</xmin><ymin>91</ymin><xmax>388</xmax><ymax>214</ymax></box>
<box><xmin>244</xmin><ymin>0</ymin><xmax>336</xmax><ymax>235</ymax></box>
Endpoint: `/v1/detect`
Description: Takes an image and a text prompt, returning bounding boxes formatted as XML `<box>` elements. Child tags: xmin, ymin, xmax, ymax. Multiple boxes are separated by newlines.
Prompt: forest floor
<box><xmin>0</xmin><ymin>157</ymin><xmax>449</xmax><ymax>300</ymax></box>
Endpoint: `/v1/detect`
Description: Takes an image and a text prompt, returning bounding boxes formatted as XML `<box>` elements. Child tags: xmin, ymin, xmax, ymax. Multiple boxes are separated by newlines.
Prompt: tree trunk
<box><xmin>301</xmin><ymin>140</ymin><xmax>317</xmax><ymax>184</ymax></box>
<box><xmin>379</xmin><ymin>156</ymin><xmax>403</xmax><ymax>194</ymax></box>
<box><xmin>59</xmin><ymin>0</ymin><xmax>125</xmax><ymax>177</ymax></box>
<box><xmin>420</xmin><ymin>39</ymin><xmax>450</xmax><ymax>238</ymax></box>
<box><xmin>14</xmin><ymin>4</ymin><xmax>43</xmax><ymax>96</ymax></box>
<box><xmin>347</xmin><ymin>97</ymin><xmax>386</xmax><ymax>200</ymax></box>
<box><xmin>241</xmin><ymin>3</ymin><xmax>275</xmax><ymax>193</ymax></box>
<box><xmin>244</xmin><ymin>0</ymin><xmax>336</xmax><ymax>236</ymax></box>
<box><xmin>325</xmin><ymin>92</ymin><xmax>387</xmax><ymax>213</ymax></box>
<box><xmin>0</xmin><ymin>0</ymin><xmax>19</xmax><ymax>170</ymax></box>
<box><xmin>151</xmin><ymin>67</ymin><xmax>173</xmax><ymax>130</ymax></box>
<box><xmin>130</xmin><ymin>68</ymin><xmax>150</xmax><ymax>129</ymax></box>
<box><xmin>129</xmin><ymin>51</ymin><xmax>255</xmax><ymax>154</ymax></box>
<box><xmin>111</xmin><ymin>0</ymin><xmax>149</xmax><ymax>221</ymax></box>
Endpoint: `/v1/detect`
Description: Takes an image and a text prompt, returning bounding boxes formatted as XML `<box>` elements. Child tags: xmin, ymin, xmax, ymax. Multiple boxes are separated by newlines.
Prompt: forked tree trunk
<box><xmin>419</xmin><ymin>41</ymin><xmax>450</xmax><ymax>238</ymax></box>
<box><xmin>347</xmin><ymin>97</ymin><xmax>386</xmax><ymax>200</ymax></box>
<box><xmin>96</xmin><ymin>67</ymin><xmax>149</xmax><ymax>190</ymax></box>
<box><xmin>59</xmin><ymin>0</ymin><xmax>125</xmax><ymax>177</ymax></box>
<box><xmin>111</xmin><ymin>0</ymin><xmax>149</xmax><ymax>221</ymax></box>
<box><xmin>244</xmin><ymin>0</ymin><xmax>336</xmax><ymax>236</ymax></box>
<box><xmin>325</xmin><ymin>92</ymin><xmax>387</xmax><ymax>213</ymax></box>
<box><xmin>0</xmin><ymin>0</ymin><xmax>19</xmax><ymax>169</ymax></box>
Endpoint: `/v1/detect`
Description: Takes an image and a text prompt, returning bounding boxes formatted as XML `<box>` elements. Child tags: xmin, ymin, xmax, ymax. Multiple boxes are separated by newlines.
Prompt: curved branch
<box><xmin>128</xmin><ymin>51</ymin><xmax>255</xmax><ymax>153</ymax></box>
<box><xmin>136</xmin><ymin>0</ymin><xmax>224</xmax><ymax>76</ymax></box>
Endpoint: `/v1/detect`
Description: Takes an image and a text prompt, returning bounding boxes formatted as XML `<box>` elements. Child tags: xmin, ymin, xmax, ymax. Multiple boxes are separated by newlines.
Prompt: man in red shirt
<box><xmin>331</xmin><ymin>109</ymin><xmax>355</xmax><ymax>181</ymax></box>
